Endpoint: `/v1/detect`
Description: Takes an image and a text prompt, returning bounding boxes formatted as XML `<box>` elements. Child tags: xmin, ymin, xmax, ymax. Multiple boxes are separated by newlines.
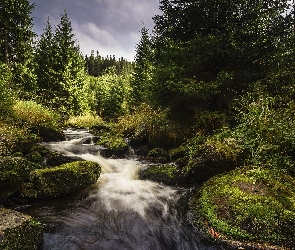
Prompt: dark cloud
<box><xmin>29</xmin><ymin>0</ymin><xmax>160</xmax><ymax>61</ymax></box>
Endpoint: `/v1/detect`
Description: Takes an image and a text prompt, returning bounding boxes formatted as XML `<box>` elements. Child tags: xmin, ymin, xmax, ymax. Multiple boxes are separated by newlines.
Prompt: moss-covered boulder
<box><xmin>21</xmin><ymin>161</ymin><xmax>101</xmax><ymax>199</ymax></box>
<box><xmin>0</xmin><ymin>208</ymin><xmax>43</xmax><ymax>250</ymax></box>
<box><xmin>189</xmin><ymin>166</ymin><xmax>295</xmax><ymax>249</ymax></box>
<box><xmin>0</xmin><ymin>157</ymin><xmax>38</xmax><ymax>202</ymax></box>
<box><xmin>145</xmin><ymin>148</ymin><xmax>170</xmax><ymax>163</ymax></box>
<box><xmin>97</xmin><ymin>135</ymin><xmax>128</xmax><ymax>158</ymax></box>
<box><xmin>140</xmin><ymin>164</ymin><xmax>180</xmax><ymax>185</ymax></box>
<box><xmin>183</xmin><ymin>137</ymin><xmax>244</xmax><ymax>185</ymax></box>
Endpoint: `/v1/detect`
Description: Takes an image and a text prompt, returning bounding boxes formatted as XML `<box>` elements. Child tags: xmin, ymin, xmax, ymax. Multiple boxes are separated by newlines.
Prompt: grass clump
<box><xmin>190</xmin><ymin>166</ymin><xmax>295</xmax><ymax>248</ymax></box>
<box><xmin>13</xmin><ymin>100</ymin><xmax>60</xmax><ymax>133</ymax></box>
<box><xmin>116</xmin><ymin>103</ymin><xmax>182</xmax><ymax>148</ymax></box>
<box><xmin>66</xmin><ymin>113</ymin><xmax>104</xmax><ymax>129</ymax></box>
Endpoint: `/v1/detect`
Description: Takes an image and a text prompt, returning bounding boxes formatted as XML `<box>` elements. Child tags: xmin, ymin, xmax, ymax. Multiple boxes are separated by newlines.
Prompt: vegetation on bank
<box><xmin>190</xmin><ymin>166</ymin><xmax>295</xmax><ymax>248</ymax></box>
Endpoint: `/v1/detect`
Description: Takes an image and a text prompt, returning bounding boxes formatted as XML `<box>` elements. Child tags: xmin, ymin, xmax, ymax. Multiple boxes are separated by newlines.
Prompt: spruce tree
<box><xmin>0</xmin><ymin>0</ymin><xmax>36</xmax><ymax>98</ymax></box>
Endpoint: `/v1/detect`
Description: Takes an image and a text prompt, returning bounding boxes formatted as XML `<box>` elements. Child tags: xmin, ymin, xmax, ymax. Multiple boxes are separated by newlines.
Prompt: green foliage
<box><xmin>116</xmin><ymin>103</ymin><xmax>182</xmax><ymax>148</ymax></box>
<box><xmin>0</xmin><ymin>122</ymin><xmax>28</xmax><ymax>156</ymax></box>
<box><xmin>97</xmin><ymin>135</ymin><xmax>128</xmax><ymax>152</ymax></box>
<box><xmin>0</xmin><ymin>157</ymin><xmax>38</xmax><ymax>201</ymax></box>
<box><xmin>66</xmin><ymin>114</ymin><xmax>104</xmax><ymax>129</ymax></box>
<box><xmin>12</xmin><ymin>100</ymin><xmax>60</xmax><ymax>134</ymax></box>
<box><xmin>89</xmin><ymin>67</ymin><xmax>132</xmax><ymax>119</ymax></box>
<box><xmin>140</xmin><ymin>164</ymin><xmax>179</xmax><ymax>185</ymax></box>
<box><xmin>0</xmin><ymin>0</ymin><xmax>35</xmax><ymax>65</ymax></box>
<box><xmin>192</xmin><ymin>166</ymin><xmax>295</xmax><ymax>247</ymax></box>
<box><xmin>0</xmin><ymin>63</ymin><xmax>13</xmax><ymax>118</ymax></box>
<box><xmin>0</xmin><ymin>208</ymin><xmax>43</xmax><ymax>250</ymax></box>
<box><xmin>24</xmin><ymin>161</ymin><xmax>101</xmax><ymax>198</ymax></box>
<box><xmin>233</xmin><ymin>96</ymin><xmax>295</xmax><ymax>171</ymax></box>
<box><xmin>35</xmin><ymin>12</ymin><xmax>90</xmax><ymax>115</ymax></box>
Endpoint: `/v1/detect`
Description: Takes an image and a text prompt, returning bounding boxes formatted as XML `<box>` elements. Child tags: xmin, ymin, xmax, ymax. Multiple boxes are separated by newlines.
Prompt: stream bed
<box><xmin>19</xmin><ymin>129</ymin><xmax>221</xmax><ymax>250</ymax></box>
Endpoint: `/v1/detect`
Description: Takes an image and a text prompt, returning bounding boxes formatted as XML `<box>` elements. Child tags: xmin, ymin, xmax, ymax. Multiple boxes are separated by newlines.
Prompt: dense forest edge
<box><xmin>1</xmin><ymin>0</ymin><xmax>295</xmax><ymax>249</ymax></box>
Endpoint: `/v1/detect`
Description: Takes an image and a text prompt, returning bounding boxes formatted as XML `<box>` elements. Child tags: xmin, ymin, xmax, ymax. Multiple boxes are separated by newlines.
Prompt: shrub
<box><xmin>23</xmin><ymin>161</ymin><xmax>101</xmax><ymax>198</ymax></box>
<box><xmin>12</xmin><ymin>100</ymin><xmax>60</xmax><ymax>134</ymax></box>
<box><xmin>0</xmin><ymin>123</ymin><xmax>29</xmax><ymax>156</ymax></box>
<box><xmin>66</xmin><ymin>113</ymin><xmax>104</xmax><ymax>129</ymax></box>
<box><xmin>116</xmin><ymin>103</ymin><xmax>182</xmax><ymax>148</ymax></box>
<box><xmin>233</xmin><ymin>96</ymin><xmax>295</xmax><ymax>172</ymax></box>
<box><xmin>0</xmin><ymin>63</ymin><xmax>13</xmax><ymax>119</ymax></box>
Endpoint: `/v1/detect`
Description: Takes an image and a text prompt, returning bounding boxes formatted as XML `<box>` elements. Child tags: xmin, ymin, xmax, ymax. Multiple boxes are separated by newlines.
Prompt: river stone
<box><xmin>0</xmin><ymin>208</ymin><xmax>43</xmax><ymax>250</ymax></box>
<box><xmin>21</xmin><ymin>161</ymin><xmax>101</xmax><ymax>199</ymax></box>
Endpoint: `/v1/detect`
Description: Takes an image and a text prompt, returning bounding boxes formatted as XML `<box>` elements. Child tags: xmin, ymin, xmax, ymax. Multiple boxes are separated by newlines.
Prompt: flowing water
<box><xmin>20</xmin><ymin>129</ymin><xmax>220</xmax><ymax>250</ymax></box>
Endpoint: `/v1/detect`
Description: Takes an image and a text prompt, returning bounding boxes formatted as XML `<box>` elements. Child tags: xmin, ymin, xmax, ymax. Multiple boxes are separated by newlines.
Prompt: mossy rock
<box><xmin>97</xmin><ymin>135</ymin><xmax>128</xmax><ymax>158</ymax></box>
<box><xmin>145</xmin><ymin>148</ymin><xmax>170</xmax><ymax>163</ymax></box>
<box><xmin>21</xmin><ymin>161</ymin><xmax>101</xmax><ymax>199</ymax></box>
<box><xmin>0</xmin><ymin>208</ymin><xmax>43</xmax><ymax>250</ymax></box>
<box><xmin>189</xmin><ymin>166</ymin><xmax>295</xmax><ymax>249</ymax></box>
<box><xmin>0</xmin><ymin>157</ymin><xmax>38</xmax><ymax>202</ymax></box>
<box><xmin>182</xmin><ymin>141</ymin><xmax>244</xmax><ymax>185</ymax></box>
<box><xmin>140</xmin><ymin>164</ymin><xmax>179</xmax><ymax>185</ymax></box>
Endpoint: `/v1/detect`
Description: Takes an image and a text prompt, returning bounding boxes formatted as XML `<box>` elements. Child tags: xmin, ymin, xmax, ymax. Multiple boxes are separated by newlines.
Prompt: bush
<box><xmin>0</xmin><ymin>63</ymin><xmax>13</xmax><ymax>119</ymax></box>
<box><xmin>0</xmin><ymin>123</ymin><xmax>29</xmax><ymax>156</ymax></box>
<box><xmin>233</xmin><ymin>96</ymin><xmax>295</xmax><ymax>172</ymax></box>
<box><xmin>13</xmin><ymin>100</ymin><xmax>60</xmax><ymax>133</ymax></box>
<box><xmin>66</xmin><ymin>113</ymin><xmax>104</xmax><ymax>129</ymax></box>
<box><xmin>190</xmin><ymin>166</ymin><xmax>295</xmax><ymax>248</ymax></box>
<box><xmin>22</xmin><ymin>161</ymin><xmax>101</xmax><ymax>198</ymax></box>
<box><xmin>116</xmin><ymin>103</ymin><xmax>182</xmax><ymax>148</ymax></box>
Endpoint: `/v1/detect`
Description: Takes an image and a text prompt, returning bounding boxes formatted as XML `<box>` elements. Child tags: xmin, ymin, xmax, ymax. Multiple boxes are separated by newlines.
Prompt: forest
<box><xmin>1</xmin><ymin>0</ymin><xmax>295</xmax><ymax>249</ymax></box>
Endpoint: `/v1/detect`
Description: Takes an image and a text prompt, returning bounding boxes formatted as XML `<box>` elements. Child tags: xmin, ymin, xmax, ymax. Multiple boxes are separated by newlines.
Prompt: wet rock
<box><xmin>21</xmin><ymin>161</ymin><xmax>101</xmax><ymax>199</ymax></box>
<box><xmin>140</xmin><ymin>164</ymin><xmax>180</xmax><ymax>186</ymax></box>
<box><xmin>0</xmin><ymin>208</ymin><xmax>43</xmax><ymax>250</ymax></box>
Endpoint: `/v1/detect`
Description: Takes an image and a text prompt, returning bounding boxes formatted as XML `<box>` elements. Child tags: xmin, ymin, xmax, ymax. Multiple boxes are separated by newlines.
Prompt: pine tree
<box><xmin>132</xmin><ymin>26</ymin><xmax>153</xmax><ymax>104</ymax></box>
<box><xmin>0</xmin><ymin>0</ymin><xmax>35</xmax><ymax>64</ymax></box>
<box><xmin>35</xmin><ymin>10</ymin><xmax>90</xmax><ymax>115</ymax></box>
<box><xmin>0</xmin><ymin>0</ymin><xmax>36</xmax><ymax>98</ymax></box>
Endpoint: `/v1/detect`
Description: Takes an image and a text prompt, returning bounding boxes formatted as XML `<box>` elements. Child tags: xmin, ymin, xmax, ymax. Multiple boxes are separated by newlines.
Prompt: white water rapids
<box><xmin>21</xmin><ymin>129</ymin><xmax>220</xmax><ymax>250</ymax></box>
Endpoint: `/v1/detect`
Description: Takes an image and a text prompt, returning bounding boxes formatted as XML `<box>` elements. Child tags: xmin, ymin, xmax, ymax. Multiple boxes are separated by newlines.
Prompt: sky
<box><xmin>28</xmin><ymin>0</ymin><xmax>161</xmax><ymax>61</ymax></box>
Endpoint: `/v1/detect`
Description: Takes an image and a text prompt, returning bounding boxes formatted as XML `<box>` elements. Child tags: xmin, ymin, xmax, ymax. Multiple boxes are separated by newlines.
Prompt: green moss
<box><xmin>0</xmin><ymin>208</ymin><xmax>43</xmax><ymax>250</ymax></box>
<box><xmin>140</xmin><ymin>164</ymin><xmax>179</xmax><ymax>185</ymax></box>
<box><xmin>23</xmin><ymin>161</ymin><xmax>101</xmax><ymax>198</ymax></box>
<box><xmin>0</xmin><ymin>157</ymin><xmax>38</xmax><ymax>202</ymax></box>
<box><xmin>190</xmin><ymin>166</ymin><xmax>295</xmax><ymax>248</ymax></box>
<box><xmin>97</xmin><ymin>135</ymin><xmax>128</xmax><ymax>152</ymax></box>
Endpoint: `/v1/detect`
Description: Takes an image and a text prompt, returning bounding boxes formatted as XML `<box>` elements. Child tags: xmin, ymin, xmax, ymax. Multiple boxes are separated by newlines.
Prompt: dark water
<box><xmin>20</xmin><ymin>129</ymin><xmax>221</xmax><ymax>250</ymax></box>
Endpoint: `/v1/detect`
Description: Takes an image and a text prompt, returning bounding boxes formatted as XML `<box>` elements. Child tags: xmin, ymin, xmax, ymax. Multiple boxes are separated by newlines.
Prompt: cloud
<box><xmin>29</xmin><ymin>0</ymin><xmax>160</xmax><ymax>61</ymax></box>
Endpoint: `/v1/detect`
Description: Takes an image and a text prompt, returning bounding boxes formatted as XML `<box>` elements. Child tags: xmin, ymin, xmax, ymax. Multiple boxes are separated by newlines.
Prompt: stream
<box><xmin>20</xmin><ymin>129</ymin><xmax>221</xmax><ymax>250</ymax></box>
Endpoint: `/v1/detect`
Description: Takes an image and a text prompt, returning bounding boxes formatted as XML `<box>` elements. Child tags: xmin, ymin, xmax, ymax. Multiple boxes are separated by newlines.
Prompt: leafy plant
<box><xmin>116</xmin><ymin>103</ymin><xmax>182</xmax><ymax>148</ymax></box>
<box><xmin>12</xmin><ymin>100</ymin><xmax>60</xmax><ymax>133</ymax></box>
<box><xmin>66</xmin><ymin>113</ymin><xmax>104</xmax><ymax>129</ymax></box>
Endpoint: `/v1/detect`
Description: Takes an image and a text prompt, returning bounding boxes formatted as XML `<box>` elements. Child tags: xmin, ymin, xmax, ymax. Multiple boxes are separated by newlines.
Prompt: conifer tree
<box><xmin>0</xmin><ymin>0</ymin><xmax>36</xmax><ymax>98</ymax></box>
<box><xmin>35</xmin><ymin>10</ymin><xmax>90</xmax><ymax>115</ymax></box>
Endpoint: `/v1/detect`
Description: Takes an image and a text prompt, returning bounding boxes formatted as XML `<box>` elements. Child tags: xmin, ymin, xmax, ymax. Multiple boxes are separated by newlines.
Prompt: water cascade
<box><xmin>21</xmin><ymin>129</ymin><xmax>219</xmax><ymax>250</ymax></box>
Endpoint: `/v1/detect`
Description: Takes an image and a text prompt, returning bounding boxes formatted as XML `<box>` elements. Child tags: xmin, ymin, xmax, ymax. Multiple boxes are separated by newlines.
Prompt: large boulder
<box><xmin>0</xmin><ymin>208</ymin><xmax>43</xmax><ymax>250</ymax></box>
<box><xmin>189</xmin><ymin>166</ymin><xmax>295</xmax><ymax>249</ymax></box>
<box><xmin>21</xmin><ymin>161</ymin><xmax>101</xmax><ymax>199</ymax></box>
<box><xmin>140</xmin><ymin>164</ymin><xmax>180</xmax><ymax>186</ymax></box>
